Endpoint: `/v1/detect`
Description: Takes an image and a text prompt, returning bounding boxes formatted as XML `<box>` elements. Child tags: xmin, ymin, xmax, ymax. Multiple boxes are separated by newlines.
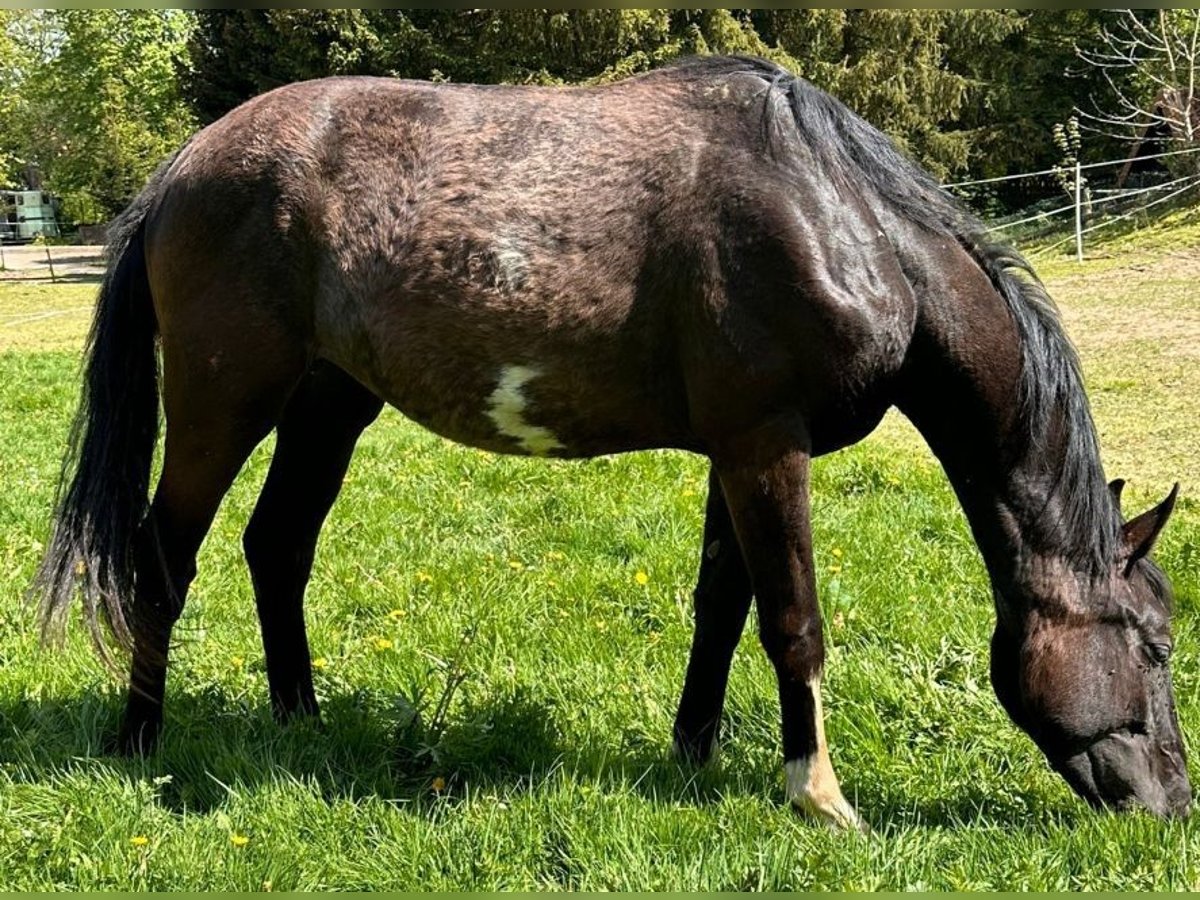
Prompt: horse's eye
<box><xmin>1148</xmin><ymin>642</ymin><xmax>1172</xmax><ymax>665</ymax></box>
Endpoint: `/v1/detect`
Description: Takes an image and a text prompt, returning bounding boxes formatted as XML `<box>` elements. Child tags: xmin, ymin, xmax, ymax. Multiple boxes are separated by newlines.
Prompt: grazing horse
<box><xmin>34</xmin><ymin>56</ymin><xmax>1188</xmax><ymax>827</ymax></box>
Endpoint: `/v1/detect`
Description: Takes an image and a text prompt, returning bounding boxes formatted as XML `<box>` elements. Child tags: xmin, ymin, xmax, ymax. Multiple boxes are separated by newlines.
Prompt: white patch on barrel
<box><xmin>486</xmin><ymin>365</ymin><xmax>564</xmax><ymax>456</ymax></box>
<box><xmin>493</xmin><ymin>235</ymin><xmax>529</xmax><ymax>291</ymax></box>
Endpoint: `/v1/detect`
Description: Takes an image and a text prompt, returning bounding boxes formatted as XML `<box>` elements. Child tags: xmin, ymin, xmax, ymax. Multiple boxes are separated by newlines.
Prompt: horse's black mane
<box><xmin>666</xmin><ymin>55</ymin><xmax>1121</xmax><ymax>572</ymax></box>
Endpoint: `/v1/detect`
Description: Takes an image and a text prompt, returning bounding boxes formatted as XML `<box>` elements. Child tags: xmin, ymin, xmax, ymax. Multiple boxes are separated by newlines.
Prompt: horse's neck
<box><xmin>894</xmin><ymin>245</ymin><xmax>1109</xmax><ymax>607</ymax></box>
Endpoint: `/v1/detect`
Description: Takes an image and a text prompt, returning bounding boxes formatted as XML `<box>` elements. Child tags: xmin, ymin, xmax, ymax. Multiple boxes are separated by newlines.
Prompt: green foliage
<box><xmin>0</xmin><ymin>10</ymin><xmax>1179</xmax><ymax>220</ymax></box>
<box><xmin>57</xmin><ymin>190</ymin><xmax>106</xmax><ymax>228</ymax></box>
<box><xmin>185</xmin><ymin>10</ymin><xmax>381</xmax><ymax>122</ymax></box>
<box><xmin>182</xmin><ymin>10</ymin><xmax>1044</xmax><ymax>179</ymax></box>
<box><xmin>0</xmin><ymin>10</ymin><xmax>195</xmax><ymax>222</ymax></box>
<box><xmin>950</xmin><ymin>11</ymin><xmax>1114</xmax><ymax>182</ymax></box>
<box><xmin>0</xmin><ymin>11</ymin><xmax>43</xmax><ymax>182</ymax></box>
<box><xmin>757</xmin><ymin>10</ymin><xmax>1023</xmax><ymax>178</ymax></box>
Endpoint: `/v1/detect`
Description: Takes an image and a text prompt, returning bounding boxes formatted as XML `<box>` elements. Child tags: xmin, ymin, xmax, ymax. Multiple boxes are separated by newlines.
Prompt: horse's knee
<box><xmin>244</xmin><ymin>518</ymin><xmax>288</xmax><ymax>585</ymax></box>
<box><xmin>759</xmin><ymin>618</ymin><xmax>824</xmax><ymax>679</ymax></box>
<box><xmin>692</xmin><ymin>544</ymin><xmax>751</xmax><ymax>620</ymax></box>
<box><xmin>242</xmin><ymin>515</ymin><xmax>272</xmax><ymax>578</ymax></box>
<box><xmin>243</xmin><ymin>514</ymin><xmax>314</xmax><ymax>602</ymax></box>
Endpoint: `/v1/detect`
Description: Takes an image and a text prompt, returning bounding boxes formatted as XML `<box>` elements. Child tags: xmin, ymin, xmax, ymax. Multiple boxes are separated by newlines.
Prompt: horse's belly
<box><xmin>324</xmin><ymin>341</ymin><xmax>690</xmax><ymax>459</ymax></box>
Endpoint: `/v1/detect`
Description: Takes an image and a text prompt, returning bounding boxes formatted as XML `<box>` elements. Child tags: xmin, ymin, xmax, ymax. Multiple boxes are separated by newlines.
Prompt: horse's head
<box><xmin>990</xmin><ymin>482</ymin><xmax>1190</xmax><ymax>818</ymax></box>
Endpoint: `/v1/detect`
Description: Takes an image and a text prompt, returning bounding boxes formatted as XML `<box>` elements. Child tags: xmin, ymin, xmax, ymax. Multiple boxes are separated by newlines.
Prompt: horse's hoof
<box><xmin>112</xmin><ymin>721</ymin><xmax>161</xmax><ymax>757</ymax></box>
<box><xmin>273</xmin><ymin>702</ymin><xmax>322</xmax><ymax>728</ymax></box>
<box><xmin>671</xmin><ymin>733</ymin><xmax>720</xmax><ymax>766</ymax></box>
<box><xmin>791</xmin><ymin>797</ymin><xmax>872</xmax><ymax>835</ymax></box>
<box><xmin>786</xmin><ymin>758</ymin><xmax>870</xmax><ymax>834</ymax></box>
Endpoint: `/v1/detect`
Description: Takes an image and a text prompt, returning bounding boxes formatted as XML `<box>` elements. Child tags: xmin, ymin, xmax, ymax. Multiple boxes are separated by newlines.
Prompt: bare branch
<box><xmin>1076</xmin><ymin>9</ymin><xmax>1200</xmax><ymax>149</ymax></box>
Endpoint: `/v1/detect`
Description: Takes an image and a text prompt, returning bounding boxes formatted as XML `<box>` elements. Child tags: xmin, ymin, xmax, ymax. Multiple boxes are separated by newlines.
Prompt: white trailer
<box><xmin>2</xmin><ymin>190</ymin><xmax>60</xmax><ymax>242</ymax></box>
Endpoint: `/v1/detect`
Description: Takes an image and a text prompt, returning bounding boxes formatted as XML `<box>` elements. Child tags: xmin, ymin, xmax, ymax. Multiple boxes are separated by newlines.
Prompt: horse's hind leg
<box><xmin>673</xmin><ymin>466</ymin><xmax>753</xmax><ymax>762</ymax></box>
<box><xmin>713</xmin><ymin>436</ymin><xmax>865</xmax><ymax>832</ymax></box>
<box><xmin>119</xmin><ymin>324</ymin><xmax>307</xmax><ymax>755</ymax></box>
<box><xmin>242</xmin><ymin>361</ymin><xmax>382</xmax><ymax>721</ymax></box>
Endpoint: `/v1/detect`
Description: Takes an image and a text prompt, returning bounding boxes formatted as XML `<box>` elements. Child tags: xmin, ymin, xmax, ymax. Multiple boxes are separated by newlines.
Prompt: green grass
<box><xmin>1</xmin><ymin>230</ymin><xmax>1199</xmax><ymax>889</ymax></box>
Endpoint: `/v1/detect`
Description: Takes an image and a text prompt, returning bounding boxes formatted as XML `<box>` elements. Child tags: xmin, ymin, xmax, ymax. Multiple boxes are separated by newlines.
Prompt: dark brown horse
<box><xmin>34</xmin><ymin>56</ymin><xmax>1188</xmax><ymax>827</ymax></box>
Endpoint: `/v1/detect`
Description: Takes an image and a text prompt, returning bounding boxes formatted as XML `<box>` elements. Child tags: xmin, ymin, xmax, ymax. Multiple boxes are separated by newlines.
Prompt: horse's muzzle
<box><xmin>1057</xmin><ymin>730</ymin><xmax>1191</xmax><ymax>819</ymax></box>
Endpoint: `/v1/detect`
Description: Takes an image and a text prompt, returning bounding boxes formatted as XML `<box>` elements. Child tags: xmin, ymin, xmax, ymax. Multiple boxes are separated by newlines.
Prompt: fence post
<box><xmin>1074</xmin><ymin>160</ymin><xmax>1084</xmax><ymax>263</ymax></box>
<box><xmin>44</xmin><ymin>244</ymin><xmax>56</xmax><ymax>282</ymax></box>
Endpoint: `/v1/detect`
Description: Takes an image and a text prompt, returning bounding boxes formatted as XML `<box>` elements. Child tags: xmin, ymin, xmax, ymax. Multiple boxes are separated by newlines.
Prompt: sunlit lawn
<box><xmin>0</xmin><ymin>223</ymin><xmax>1198</xmax><ymax>889</ymax></box>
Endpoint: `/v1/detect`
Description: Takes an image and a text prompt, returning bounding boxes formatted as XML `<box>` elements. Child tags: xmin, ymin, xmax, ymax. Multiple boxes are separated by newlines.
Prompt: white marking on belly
<box><xmin>486</xmin><ymin>365</ymin><xmax>565</xmax><ymax>456</ymax></box>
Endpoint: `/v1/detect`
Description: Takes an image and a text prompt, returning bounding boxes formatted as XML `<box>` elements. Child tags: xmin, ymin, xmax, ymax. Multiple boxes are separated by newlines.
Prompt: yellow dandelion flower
<box><xmin>828</xmin><ymin>564</ymin><xmax>842</xmax><ymax>575</ymax></box>
<box><xmin>231</xmin><ymin>656</ymin><xmax>245</xmax><ymax>669</ymax></box>
<box><xmin>388</xmin><ymin>608</ymin><xmax>407</xmax><ymax>620</ymax></box>
<box><xmin>508</xmin><ymin>560</ymin><xmax>524</xmax><ymax>571</ymax></box>
<box><xmin>547</xmin><ymin>579</ymin><xmax>559</xmax><ymax>588</ymax></box>
<box><xmin>373</xmin><ymin>637</ymin><xmax>394</xmax><ymax>652</ymax></box>
<box><xmin>230</xmin><ymin>834</ymin><xmax>249</xmax><ymax>848</ymax></box>
<box><xmin>681</xmin><ymin>488</ymin><xmax>697</xmax><ymax>498</ymax></box>
<box><xmin>831</xmin><ymin>547</ymin><xmax>843</xmax><ymax>558</ymax></box>
<box><xmin>634</xmin><ymin>570</ymin><xmax>650</xmax><ymax>586</ymax></box>
<box><xmin>312</xmin><ymin>657</ymin><xmax>328</xmax><ymax>671</ymax></box>
<box><xmin>415</xmin><ymin>571</ymin><xmax>433</xmax><ymax>583</ymax></box>
<box><xmin>432</xmin><ymin>776</ymin><xmax>447</xmax><ymax>792</ymax></box>
<box><xmin>129</xmin><ymin>835</ymin><xmax>149</xmax><ymax>847</ymax></box>
<box><xmin>546</xmin><ymin>550</ymin><xmax>566</xmax><ymax>561</ymax></box>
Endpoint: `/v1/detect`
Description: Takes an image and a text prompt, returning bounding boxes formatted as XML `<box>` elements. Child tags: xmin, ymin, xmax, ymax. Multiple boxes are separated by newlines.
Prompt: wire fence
<box><xmin>946</xmin><ymin>145</ymin><xmax>1200</xmax><ymax>262</ymax></box>
<box><xmin>0</xmin><ymin>241</ymin><xmax>105</xmax><ymax>283</ymax></box>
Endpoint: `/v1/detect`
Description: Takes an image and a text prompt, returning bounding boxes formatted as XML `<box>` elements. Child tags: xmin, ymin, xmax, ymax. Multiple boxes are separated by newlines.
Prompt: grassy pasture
<box><xmin>0</xmin><ymin>224</ymin><xmax>1199</xmax><ymax>890</ymax></box>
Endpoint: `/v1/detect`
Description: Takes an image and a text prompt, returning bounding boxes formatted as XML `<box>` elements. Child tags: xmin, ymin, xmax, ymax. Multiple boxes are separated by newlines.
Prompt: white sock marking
<box><xmin>785</xmin><ymin>675</ymin><xmax>866</xmax><ymax>832</ymax></box>
<box><xmin>486</xmin><ymin>365</ymin><xmax>565</xmax><ymax>456</ymax></box>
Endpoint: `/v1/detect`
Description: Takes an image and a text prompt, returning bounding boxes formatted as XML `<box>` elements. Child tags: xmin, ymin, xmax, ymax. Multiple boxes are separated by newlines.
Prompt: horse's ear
<box><xmin>1108</xmin><ymin>478</ymin><xmax>1126</xmax><ymax>512</ymax></box>
<box><xmin>1120</xmin><ymin>483</ymin><xmax>1179</xmax><ymax>575</ymax></box>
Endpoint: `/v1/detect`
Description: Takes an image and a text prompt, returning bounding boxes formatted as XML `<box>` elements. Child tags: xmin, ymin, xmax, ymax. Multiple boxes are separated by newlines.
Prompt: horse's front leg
<box><xmin>714</xmin><ymin>437</ymin><xmax>865</xmax><ymax>832</ymax></box>
<box><xmin>673</xmin><ymin>466</ymin><xmax>753</xmax><ymax>762</ymax></box>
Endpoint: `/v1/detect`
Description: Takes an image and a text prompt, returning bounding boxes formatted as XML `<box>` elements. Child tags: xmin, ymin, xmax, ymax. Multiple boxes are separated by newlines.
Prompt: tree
<box><xmin>181</xmin><ymin>10</ymin><xmax>1128</xmax><ymax>189</ymax></box>
<box><xmin>0</xmin><ymin>11</ymin><xmax>52</xmax><ymax>184</ymax></box>
<box><xmin>186</xmin><ymin>10</ymin><xmax>776</xmax><ymax>121</ymax></box>
<box><xmin>3</xmin><ymin>10</ymin><xmax>195</xmax><ymax>221</ymax></box>
<box><xmin>943</xmin><ymin>11</ymin><xmax>1112</xmax><ymax>180</ymax></box>
<box><xmin>185</xmin><ymin>10</ymin><xmax>380</xmax><ymax>124</ymax></box>
<box><xmin>1076</xmin><ymin>9</ymin><xmax>1200</xmax><ymax>168</ymax></box>
<box><xmin>755</xmin><ymin>10</ymin><xmax>1026</xmax><ymax>179</ymax></box>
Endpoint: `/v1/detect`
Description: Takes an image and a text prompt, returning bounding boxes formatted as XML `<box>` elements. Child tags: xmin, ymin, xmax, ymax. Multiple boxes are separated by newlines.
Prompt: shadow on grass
<box><xmin>0</xmin><ymin>682</ymin><xmax>747</xmax><ymax>814</ymax></box>
<box><xmin>0</xmin><ymin>683</ymin><xmax>1080</xmax><ymax>830</ymax></box>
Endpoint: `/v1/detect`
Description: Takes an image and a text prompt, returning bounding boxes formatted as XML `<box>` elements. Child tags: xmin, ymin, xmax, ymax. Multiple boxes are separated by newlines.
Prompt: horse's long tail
<box><xmin>32</xmin><ymin>160</ymin><xmax>175</xmax><ymax>661</ymax></box>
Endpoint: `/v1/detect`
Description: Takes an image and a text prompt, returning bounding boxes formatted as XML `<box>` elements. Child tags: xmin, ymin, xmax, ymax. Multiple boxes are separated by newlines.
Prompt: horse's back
<box><xmin>143</xmin><ymin>68</ymin><xmax>916</xmax><ymax>459</ymax></box>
